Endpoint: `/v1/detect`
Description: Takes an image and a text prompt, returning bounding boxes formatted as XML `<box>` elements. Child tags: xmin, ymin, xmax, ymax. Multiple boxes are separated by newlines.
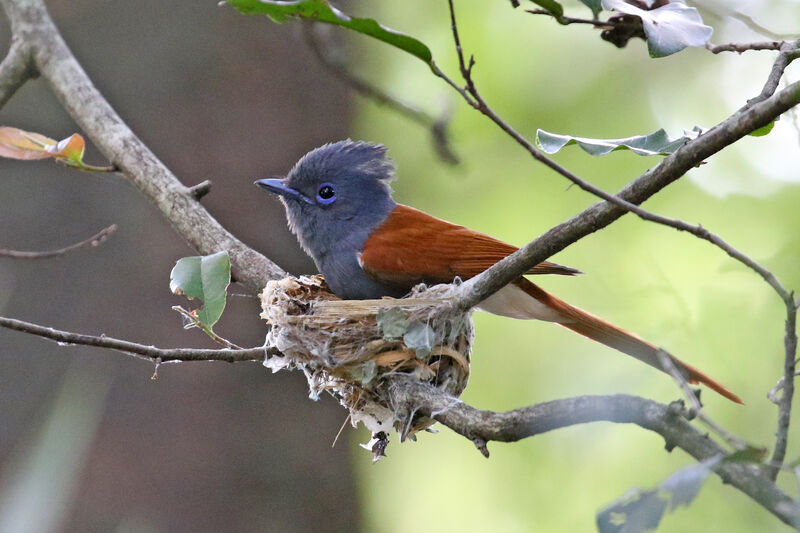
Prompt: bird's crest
<box><xmin>289</xmin><ymin>139</ymin><xmax>395</xmax><ymax>188</ymax></box>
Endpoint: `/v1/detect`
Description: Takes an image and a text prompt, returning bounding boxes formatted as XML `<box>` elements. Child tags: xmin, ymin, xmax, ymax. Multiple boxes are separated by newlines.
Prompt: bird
<box><xmin>255</xmin><ymin>140</ymin><xmax>742</xmax><ymax>404</ymax></box>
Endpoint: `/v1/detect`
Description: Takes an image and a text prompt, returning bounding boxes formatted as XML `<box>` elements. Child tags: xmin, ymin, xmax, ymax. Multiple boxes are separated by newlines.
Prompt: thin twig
<box><xmin>768</xmin><ymin>369</ymin><xmax>800</xmax><ymax>405</ymax></box>
<box><xmin>303</xmin><ymin>23</ymin><xmax>459</xmax><ymax>165</ymax></box>
<box><xmin>188</xmin><ymin>179</ymin><xmax>212</xmax><ymax>200</ymax></box>
<box><xmin>655</xmin><ymin>349</ymin><xmax>703</xmax><ymax>415</ymax></box>
<box><xmin>172</xmin><ymin>305</ymin><xmax>244</xmax><ymax>350</ymax></box>
<box><xmin>447</xmin><ymin>1</ymin><xmax>475</xmax><ymax>96</ymax></box>
<box><xmin>0</xmin><ymin>224</ymin><xmax>117</xmax><ymax>259</ymax></box>
<box><xmin>707</xmin><ymin>41</ymin><xmax>784</xmax><ymax>54</ymax></box>
<box><xmin>566</xmin><ymin>196</ymin><xmax>793</xmax><ymax>306</ymax></box>
<box><xmin>525</xmin><ymin>8</ymin><xmax>615</xmax><ymax>28</ymax></box>
<box><xmin>767</xmin><ymin>301</ymin><xmax>799</xmax><ymax>480</ymax></box>
<box><xmin>0</xmin><ymin>315</ymin><xmax>266</xmax><ymax>363</ymax></box>
<box><xmin>655</xmin><ymin>349</ymin><xmax>749</xmax><ymax>451</ymax></box>
<box><xmin>751</xmin><ymin>41</ymin><xmax>800</xmax><ymax>105</ymax></box>
<box><xmin>58</xmin><ymin>159</ymin><xmax>118</xmax><ymax>173</ymax></box>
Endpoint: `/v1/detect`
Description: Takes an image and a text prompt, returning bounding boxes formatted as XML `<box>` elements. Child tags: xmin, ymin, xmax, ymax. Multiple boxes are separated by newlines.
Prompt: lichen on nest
<box><xmin>259</xmin><ymin>275</ymin><xmax>474</xmax><ymax>460</ymax></box>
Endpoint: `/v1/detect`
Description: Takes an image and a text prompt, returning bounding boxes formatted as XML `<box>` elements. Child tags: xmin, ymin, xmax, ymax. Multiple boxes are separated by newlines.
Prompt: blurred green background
<box><xmin>0</xmin><ymin>0</ymin><xmax>798</xmax><ymax>532</ymax></box>
<box><xmin>348</xmin><ymin>1</ymin><xmax>800</xmax><ymax>532</ymax></box>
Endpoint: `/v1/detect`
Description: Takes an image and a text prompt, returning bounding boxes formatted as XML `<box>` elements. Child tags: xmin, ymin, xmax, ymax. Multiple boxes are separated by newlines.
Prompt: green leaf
<box><xmin>596</xmin><ymin>457</ymin><xmax>719</xmax><ymax>532</ymax></box>
<box><xmin>579</xmin><ymin>0</ymin><xmax>602</xmax><ymax>17</ymax></box>
<box><xmin>169</xmin><ymin>251</ymin><xmax>231</xmax><ymax>328</ymax></box>
<box><xmin>528</xmin><ymin>0</ymin><xmax>563</xmax><ymax>18</ymax></box>
<box><xmin>725</xmin><ymin>445</ymin><xmax>767</xmax><ymax>464</ymax></box>
<box><xmin>596</xmin><ymin>489</ymin><xmax>666</xmax><ymax>533</ymax></box>
<box><xmin>601</xmin><ymin>0</ymin><xmax>712</xmax><ymax>58</ymax></box>
<box><xmin>536</xmin><ymin>127</ymin><xmax>703</xmax><ymax>157</ymax></box>
<box><xmin>749</xmin><ymin>121</ymin><xmax>775</xmax><ymax>137</ymax></box>
<box><xmin>377</xmin><ymin>307</ymin><xmax>410</xmax><ymax>339</ymax></box>
<box><xmin>349</xmin><ymin>360</ymin><xmax>377</xmax><ymax>385</ymax></box>
<box><xmin>659</xmin><ymin>459</ymin><xmax>717</xmax><ymax>511</ymax></box>
<box><xmin>403</xmin><ymin>321</ymin><xmax>436</xmax><ymax>358</ymax></box>
<box><xmin>228</xmin><ymin>0</ymin><xmax>433</xmax><ymax>65</ymax></box>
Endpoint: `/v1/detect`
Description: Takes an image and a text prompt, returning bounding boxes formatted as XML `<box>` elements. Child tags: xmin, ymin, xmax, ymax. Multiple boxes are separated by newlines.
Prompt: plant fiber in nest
<box><xmin>260</xmin><ymin>275</ymin><xmax>473</xmax><ymax>459</ymax></box>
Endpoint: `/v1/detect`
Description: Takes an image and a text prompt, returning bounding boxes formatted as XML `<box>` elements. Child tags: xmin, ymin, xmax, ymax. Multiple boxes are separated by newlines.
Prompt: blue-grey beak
<box><xmin>254</xmin><ymin>177</ymin><xmax>309</xmax><ymax>203</ymax></box>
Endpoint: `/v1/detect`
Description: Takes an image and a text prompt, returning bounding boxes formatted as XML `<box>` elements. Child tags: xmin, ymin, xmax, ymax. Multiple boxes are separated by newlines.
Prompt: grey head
<box><xmin>255</xmin><ymin>140</ymin><xmax>400</xmax><ymax>299</ymax></box>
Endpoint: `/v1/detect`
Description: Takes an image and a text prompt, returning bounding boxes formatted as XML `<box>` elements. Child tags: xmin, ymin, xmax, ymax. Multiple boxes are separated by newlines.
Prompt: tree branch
<box><xmin>752</xmin><ymin>41</ymin><xmax>800</xmax><ymax>105</ymax></box>
<box><xmin>0</xmin><ymin>0</ymin><xmax>285</xmax><ymax>295</ymax></box>
<box><xmin>0</xmin><ymin>315</ymin><xmax>266</xmax><ymax>363</ymax></box>
<box><xmin>767</xmin><ymin>301</ymin><xmax>799</xmax><ymax>480</ymax></box>
<box><xmin>187</xmin><ymin>179</ymin><xmax>213</xmax><ymax>200</ymax></box>
<box><xmin>707</xmin><ymin>41</ymin><xmax>784</xmax><ymax>54</ymax></box>
<box><xmin>387</xmin><ymin>376</ymin><xmax>800</xmax><ymax>527</ymax></box>
<box><xmin>655</xmin><ymin>348</ymin><xmax>749</xmax><ymax>451</ymax></box>
<box><xmin>524</xmin><ymin>8</ymin><xmax>616</xmax><ymax>29</ymax></box>
<box><xmin>0</xmin><ymin>33</ymin><xmax>33</xmax><ymax>109</ymax></box>
<box><xmin>0</xmin><ymin>224</ymin><xmax>116</xmax><ymax>258</ymax></box>
<box><xmin>568</xmin><ymin>195</ymin><xmax>793</xmax><ymax>306</ymax></box>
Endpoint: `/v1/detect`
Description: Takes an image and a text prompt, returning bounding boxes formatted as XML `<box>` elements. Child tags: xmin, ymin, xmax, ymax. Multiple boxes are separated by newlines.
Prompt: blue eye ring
<box><xmin>316</xmin><ymin>182</ymin><xmax>336</xmax><ymax>205</ymax></box>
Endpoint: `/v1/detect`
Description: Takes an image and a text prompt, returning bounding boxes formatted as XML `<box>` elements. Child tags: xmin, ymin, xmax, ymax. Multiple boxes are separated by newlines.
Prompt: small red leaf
<box><xmin>0</xmin><ymin>127</ymin><xmax>57</xmax><ymax>160</ymax></box>
<box><xmin>45</xmin><ymin>133</ymin><xmax>86</xmax><ymax>162</ymax></box>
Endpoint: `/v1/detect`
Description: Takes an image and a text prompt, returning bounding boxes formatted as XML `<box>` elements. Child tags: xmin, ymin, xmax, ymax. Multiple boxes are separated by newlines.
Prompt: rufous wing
<box><xmin>360</xmin><ymin>204</ymin><xmax>579</xmax><ymax>290</ymax></box>
<box><xmin>361</xmin><ymin>204</ymin><xmax>742</xmax><ymax>404</ymax></box>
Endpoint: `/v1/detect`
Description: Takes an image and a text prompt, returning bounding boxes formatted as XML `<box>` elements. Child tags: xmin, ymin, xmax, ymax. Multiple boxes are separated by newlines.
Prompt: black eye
<box><xmin>316</xmin><ymin>183</ymin><xmax>336</xmax><ymax>204</ymax></box>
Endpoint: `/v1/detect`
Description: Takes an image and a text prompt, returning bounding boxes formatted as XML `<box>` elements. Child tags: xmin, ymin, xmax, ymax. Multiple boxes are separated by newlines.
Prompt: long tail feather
<box><xmin>512</xmin><ymin>279</ymin><xmax>743</xmax><ymax>404</ymax></box>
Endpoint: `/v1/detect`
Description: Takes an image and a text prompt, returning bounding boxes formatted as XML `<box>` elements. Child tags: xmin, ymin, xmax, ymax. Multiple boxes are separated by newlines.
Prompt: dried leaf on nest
<box><xmin>260</xmin><ymin>275</ymin><xmax>474</xmax><ymax>460</ymax></box>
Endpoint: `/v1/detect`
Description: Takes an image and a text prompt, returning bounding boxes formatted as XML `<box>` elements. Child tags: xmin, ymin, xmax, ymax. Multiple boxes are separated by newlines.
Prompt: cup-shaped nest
<box><xmin>260</xmin><ymin>275</ymin><xmax>473</xmax><ymax>458</ymax></box>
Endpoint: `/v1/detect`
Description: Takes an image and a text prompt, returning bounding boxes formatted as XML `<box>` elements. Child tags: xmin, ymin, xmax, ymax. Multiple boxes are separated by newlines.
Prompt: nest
<box><xmin>260</xmin><ymin>275</ymin><xmax>473</xmax><ymax>459</ymax></box>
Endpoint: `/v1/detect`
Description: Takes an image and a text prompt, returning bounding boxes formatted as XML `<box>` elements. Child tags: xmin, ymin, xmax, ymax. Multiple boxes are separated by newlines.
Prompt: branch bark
<box><xmin>707</xmin><ymin>41</ymin><xmax>784</xmax><ymax>54</ymax></box>
<box><xmin>768</xmin><ymin>301</ymin><xmax>799</xmax><ymax>480</ymax></box>
<box><xmin>0</xmin><ymin>0</ymin><xmax>285</xmax><ymax>295</ymax></box>
<box><xmin>753</xmin><ymin>41</ymin><xmax>800</xmax><ymax>105</ymax></box>
<box><xmin>0</xmin><ymin>33</ymin><xmax>32</xmax><ymax>107</ymax></box>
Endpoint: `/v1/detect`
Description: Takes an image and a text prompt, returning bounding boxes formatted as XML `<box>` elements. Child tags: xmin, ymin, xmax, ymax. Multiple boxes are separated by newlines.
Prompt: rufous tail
<box><xmin>514</xmin><ymin>279</ymin><xmax>743</xmax><ymax>404</ymax></box>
